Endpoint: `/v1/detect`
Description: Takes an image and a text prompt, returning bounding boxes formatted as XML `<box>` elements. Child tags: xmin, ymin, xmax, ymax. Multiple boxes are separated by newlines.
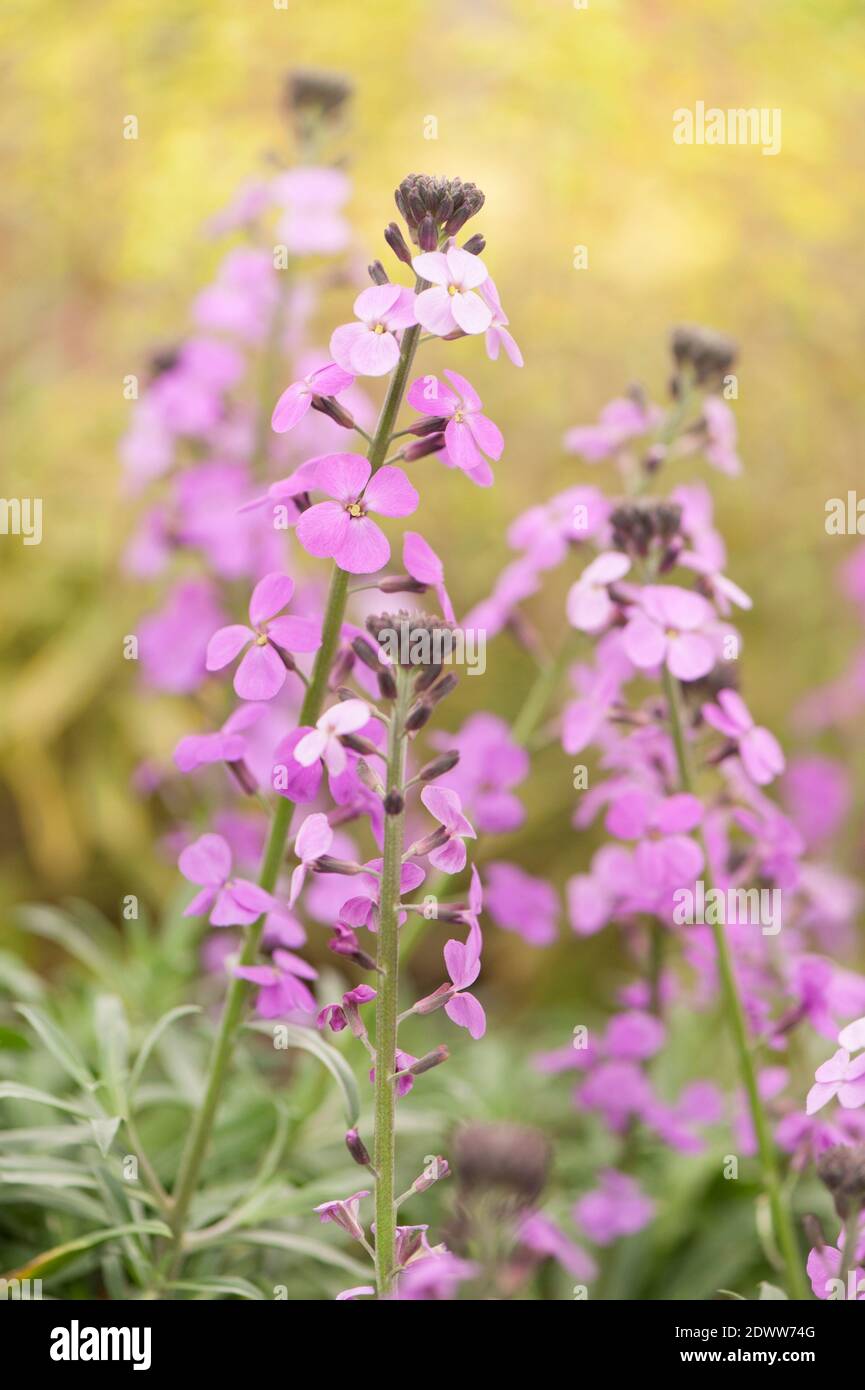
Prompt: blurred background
<box><xmin>2</xmin><ymin>0</ymin><xmax>865</xmax><ymax>993</ymax></box>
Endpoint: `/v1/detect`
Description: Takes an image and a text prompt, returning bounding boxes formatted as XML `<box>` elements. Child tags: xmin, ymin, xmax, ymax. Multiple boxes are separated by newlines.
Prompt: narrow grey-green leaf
<box><xmin>129</xmin><ymin>1005</ymin><xmax>202</xmax><ymax>1098</ymax></box>
<box><xmin>245</xmin><ymin>1021</ymin><xmax>359</xmax><ymax>1127</ymax></box>
<box><xmin>14</xmin><ymin>1005</ymin><xmax>96</xmax><ymax>1093</ymax></box>
<box><xmin>94</xmin><ymin>995</ymin><xmax>129</xmax><ymax>1118</ymax></box>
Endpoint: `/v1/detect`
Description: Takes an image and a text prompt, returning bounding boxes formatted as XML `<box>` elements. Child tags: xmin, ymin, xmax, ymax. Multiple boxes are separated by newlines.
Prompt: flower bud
<box><xmin>311</xmin><ymin>395</ymin><xmax>355</xmax><ymax>429</ymax></box>
<box><xmin>368</xmin><ymin>259</ymin><xmax>389</xmax><ymax>285</ymax></box>
<box><xmin>407</xmin><ymin>414</ymin><xmax>450</xmax><ymax>437</ymax></box>
<box><xmin>426</xmin><ymin>673</ymin><xmax>458</xmax><ymax>705</ymax></box>
<box><xmin>345</xmin><ymin>1128</ymin><xmax>373</xmax><ymax>1168</ymax></box>
<box><xmin>403</xmin><ymin>432</ymin><xmax>445</xmax><ymax>462</ymax></box>
<box><xmin>351</xmin><ymin>636</ymin><xmax>383</xmax><ymax>671</ymax></box>
<box><xmin>384</xmin><ymin>788</ymin><xmax>404</xmax><ymax>816</ymax></box>
<box><xmin>418</xmin><ymin>749</ymin><xmax>460</xmax><ymax>781</ymax></box>
<box><xmin>379</xmin><ymin>574</ymin><xmax>428</xmax><ymax>594</ymax></box>
<box><xmin>412</xmin><ymin>985</ymin><xmax>452</xmax><ymax>1016</ymax></box>
<box><xmin>670</xmin><ymin>324</ymin><xmax>738</xmax><ymax>388</ymax></box>
<box><xmin>453</xmin><ymin>1122</ymin><xmax>551</xmax><ymax>1207</ymax></box>
<box><xmin>339</xmin><ymin>732</ymin><xmax>382</xmax><ymax>757</ymax></box>
<box><xmin>408</xmin><ymin>1044</ymin><xmax>450</xmax><ymax>1075</ymax></box>
<box><xmin>405</xmin><ymin>701</ymin><xmax>433</xmax><ymax>734</ymax></box>
<box><xmin>413</xmin><ymin>1157</ymin><xmax>451</xmax><ymax>1193</ymax></box>
<box><xmin>418</xmin><ymin>213</ymin><xmax>438</xmax><ymax>251</ymax></box>
<box><xmin>226</xmin><ymin>759</ymin><xmax>258</xmax><ymax>796</ymax></box>
<box><xmin>356</xmin><ymin>759</ymin><xmax>384</xmax><ymax>795</ymax></box>
<box><xmin>377</xmin><ymin>668</ymin><xmax>398</xmax><ymax>701</ymax></box>
<box><xmin>313</xmin><ymin>855</ymin><xmax>364</xmax><ymax>876</ymax></box>
<box><xmin>817</xmin><ymin>1144</ymin><xmax>865</xmax><ymax>1220</ymax></box>
<box><xmin>384</xmin><ymin>221</ymin><xmax>413</xmax><ymax>265</ymax></box>
<box><xmin>462</xmin><ymin>233</ymin><xmax>486</xmax><ymax>256</ymax></box>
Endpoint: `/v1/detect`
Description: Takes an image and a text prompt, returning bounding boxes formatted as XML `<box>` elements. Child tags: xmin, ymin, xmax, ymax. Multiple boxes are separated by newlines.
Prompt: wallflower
<box><xmin>179</xmin><ymin>833</ymin><xmax>279</xmax><ymax>927</ymax></box>
<box><xmin>271</xmin><ymin>362</ymin><xmax>355</xmax><ymax>434</ymax></box>
<box><xmin>443</xmin><ymin>931</ymin><xmax>486</xmax><ymax>1039</ymax></box>
<box><xmin>430</xmin><ymin>713</ymin><xmax>528</xmax><ymax>833</ymax></box>
<box><xmin>403</xmin><ymin>531</ymin><xmax>456</xmax><ymax>623</ymax></box>
<box><xmin>293</xmin><ymin>699</ymin><xmax>372</xmax><ymax>778</ymax></box>
<box><xmin>206</xmin><ymin>572</ymin><xmax>322</xmax><ymax>700</ymax></box>
<box><xmin>411</xmin><ymin>245</ymin><xmax>491</xmax><ymax>336</ymax></box>
<box><xmin>313</xmin><ymin>1189</ymin><xmax>370</xmax><ymax>1242</ymax></box>
<box><xmin>622</xmin><ymin>584</ymin><xmax>715</xmax><ymax>681</ymax></box>
<box><xmin>272</xmin><ymin>166</ymin><xmax>351</xmax><ymax>255</ymax></box>
<box><xmin>702</xmin><ymin>396</ymin><xmax>742</xmax><ymax>476</ymax></box>
<box><xmin>419</xmin><ymin>786</ymin><xmax>477</xmax><ymax>873</ymax></box>
<box><xmin>702</xmin><ymin>689</ymin><xmax>784</xmax><ymax>785</ymax></box>
<box><xmin>566</xmin><ymin>552</ymin><xmax>631</xmax><ymax>633</ymax></box>
<box><xmin>295</xmin><ymin>453</ymin><xmax>419</xmax><ymax>574</ymax></box>
<box><xmin>806</xmin><ymin>1048</ymin><xmax>865</xmax><ymax>1114</ymax></box>
<box><xmin>289</xmin><ymin>813</ymin><xmax>333</xmax><ymax>907</ymax></box>
<box><xmin>573</xmin><ymin>1170</ymin><xmax>655</xmax><ymax>1246</ymax></box>
<box><xmin>406</xmin><ymin>370</ymin><xmax>503</xmax><ymax>485</ymax></box>
<box><xmin>234</xmin><ymin>948</ymin><xmax>318</xmax><ymax>1018</ymax></box>
<box><xmin>330</xmin><ymin>285</ymin><xmax>417</xmax><ymax>377</ymax></box>
<box><xmin>339</xmin><ymin>860</ymin><xmax>426</xmax><ymax>930</ymax></box>
<box><xmin>479</xmin><ymin>276</ymin><xmax>523</xmax><ymax>366</ymax></box>
<box><xmin>138</xmin><ymin>579</ymin><xmax>226</xmax><ymax>695</ymax></box>
<box><xmin>174</xmin><ymin>702</ymin><xmax>269</xmax><ymax>774</ymax></box>
<box><xmin>484</xmin><ymin>862</ymin><xmax>558</xmax><ymax>946</ymax></box>
<box><xmin>564</xmin><ymin>397</ymin><xmax>662</xmax><ymax>462</ymax></box>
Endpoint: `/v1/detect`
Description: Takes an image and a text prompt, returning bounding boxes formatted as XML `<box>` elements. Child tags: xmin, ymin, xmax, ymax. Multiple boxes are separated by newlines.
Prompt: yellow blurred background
<box><xmin>2</xmin><ymin>0</ymin><xmax>865</xmax><ymax>928</ymax></box>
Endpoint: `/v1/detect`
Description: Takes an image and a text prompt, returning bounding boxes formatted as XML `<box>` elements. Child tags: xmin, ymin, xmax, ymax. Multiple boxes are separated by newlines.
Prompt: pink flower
<box><xmin>430</xmin><ymin>713</ymin><xmax>528</xmax><ymax>832</ymax></box>
<box><xmin>622</xmin><ymin>585</ymin><xmax>715</xmax><ymax>681</ymax></box>
<box><xmin>318</xmin><ymin>983</ymin><xmax>377</xmax><ymax>1034</ymax></box>
<box><xmin>484</xmin><ymin>862</ymin><xmax>558</xmax><ymax>946</ymax></box>
<box><xmin>573</xmin><ymin>1170</ymin><xmax>655</xmax><ymax>1246</ymax></box>
<box><xmin>443</xmin><ymin>930</ymin><xmax>485</xmax><ymax>1039</ymax></box>
<box><xmin>517</xmin><ymin>1213</ymin><xmax>596</xmax><ymax>1282</ymax></box>
<box><xmin>205</xmin><ymin>572</ymin><xmax>321</xmax><ymax>700</ymax></box>
<box><xmin>406</xmin><ymin>370</ymin><xmax>503</xmax><ymax>486</ymax></box>
<box><xmin>272</xmin><ymin>167</ymin><xmax>350</xmax><ymax>255</ymax></box>
<box><xmin>403</xmin><ymin>531</ymin><xmax>455</xmax><ymax>623</ymax></box>
<box><xmin>339</xmin><ymin>860</ymin><xmax>426</xmax><ymax>931</ymax></box>
<box><xmin>179</xmin><ymin>833</ymin><xmax>279</xmax><ymax>927</ymax></box>
<box><xmin>138</xmin><ymin>579</ymin><xmax>226</xmax><ymax>694</ymax></box>
<box><xmin>330</xmin><ymin>285</ymin><xmax>417</xmax><ymax>377</ymax></box>
<box><xmin>566</xmin><ymin>552</ymin><xmax>631</xmax><ymax>633</ymax></box>
<box><xmin>807</xmin><ymin>1234</ymin><xmax>865</xmax><ymax>1300</ymax></box>
<box><xmin>702</xmin><ymin>689</ymin><xmax>785</xmax><ymax>785</ymax></box>
<box><xmin>293</xmin><ymin>699</ymin><xmax>371</xmax><ymax>777</ymax></box>
<box><xmin>839</xmin><ymin>1015</ymin><xmax>865</xmax><ymax>1052</ymax></box>
<box><xmin>564</xmin><ymin>397</ymin><xmax>662</xmax><ymax>462</ymax></box>
<box><xmin>412</xmin><ymin>245</ymin><xmax>491</xmax><ymax>336</ymax></box>
<box><xmin>295</xmin><ymin>453</ymin><xmax>418</xmax><ymax>574</ymax></box>
<box><xmin>479</xmin><ymin>277</ymin><xmax>523</xmax><ymax>366</ymax></box>
<box><xmin>271</xmin><ymin>362</ymin><xmax>355</xmax><ymax>434</ymax></box>
<box><xmin>313</xmin><ymin>1189</ymin><xmax>370</xmax><ymax>1242</ymax></box>
<box><xmin>234</xmin><ymin>949</ymin><xmax>318</xmax><ymax>1018</ymax></box>
<box><xmin>604</xmin><ymin>786</ymin><xmax>704</xmax><ymax>889</ymax></box>
<box><xmin>174</xmin><ymin>702</ymin><xmax>269</xmax><ymax>774</ymax></box>
<box><xmin>419</xmin><ymin>786</ymin><xmax>477</xmax><ymax>874</ymax></box>
<box><xmin>702</xmin><ymin>396</ymin><xmax>742</xmax><ymax>476</ymax></box>
<box><xmin>289</xmin><ymin>812</ymin><xmax>333</xmax><ymax>907</ymax></box>
<box><xmin>806</xmin><ymin>1048</ymin><xmax>865</xmax><ymax>1114</ymax></box>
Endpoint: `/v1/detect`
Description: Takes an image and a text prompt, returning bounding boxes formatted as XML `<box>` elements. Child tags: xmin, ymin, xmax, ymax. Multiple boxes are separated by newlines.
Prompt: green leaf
<box><xmin>0</xmin><ymin>1082</ymin><xmax>91</xmax><ymax>1118</ymax></box>
<box><xmin>0</xmin><ymin>1026</ymin><xmax>30</xmax><ymax>1052</ymax></box>
<box><xmin>94</xmin><ymin>995</ymin><xmax>129</xmax><ymax>1118</ymax></box>
<box><xmin>217</xmin><ymin>1228</ymin><xmax>370</xmax><ymax>1279</ymax></box>
<box><xmin>0</xmin><ymin>951</ymin><xmax>44</xmax><ymax>1002</ymax></box>
<box><xmin>3</xmin><ymin>1220</ymin><xmax>172</xmax><ymax>1280</ymax></box>
<box><xmin>14</xmin><ymin>904</ymin><xmax>121</xmax><ymax>987</ymax></box>
<box><xmin>90</xmin><ymin>1116</ymin><xmax>122</xmax><ymax>1156</ymax></box>
<box><xmin>245</xmin><ymin>1021</ymin><xmax>360</xmax><ymax>1127</ymax></box>
<box><xmin>166</xmin><ymin>1277</ymin><xmax>267</xmax><ymax>1301</ymax></box>
<box><xmin>14</xmin><ymin>1004</ymin><xmax>96</xmax><ymax>1093</ymax></box>
<box><xmin>129</xmin><ymin>1005</ymin><xmax>202</xmax><ymax>1099</ymax></box>
<box><xmin>758</xmin><ymin>1281</ymin><xmax>789</xmax><ymax>1300</ymax></box>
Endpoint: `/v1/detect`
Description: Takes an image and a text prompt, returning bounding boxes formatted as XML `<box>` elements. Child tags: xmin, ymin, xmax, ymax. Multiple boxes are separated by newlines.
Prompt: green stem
<box><xmin>662</xmin><ymin>665</ymin><xmax>807</xmax><ymax>1299</ymax></box>
<box><xmin>373</xmin><ymin>671</ymin><xmax>410</xmax><ymax>1297</ymax></box>
<box><xmin>511</xmin><ymin>639</ymin><xmax>572</xmax><ymax>747</ymax></box>
<box><xmin>164</xmin><ymin>293</ymin><xmax>426</xmax><ymax>1282</ymax></box>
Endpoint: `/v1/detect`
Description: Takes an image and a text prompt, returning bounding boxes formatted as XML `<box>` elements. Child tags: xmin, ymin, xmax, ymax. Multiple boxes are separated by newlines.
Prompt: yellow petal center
<box><xmin>347</xmin><ymin>502</ymin><xmax>363</xmax><ymax>518</ymax></box>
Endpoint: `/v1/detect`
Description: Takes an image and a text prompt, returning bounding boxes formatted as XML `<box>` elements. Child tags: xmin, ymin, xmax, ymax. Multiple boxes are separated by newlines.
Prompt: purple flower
<box><xmin>806</xmin><ymin>1048</ymin><xmax>865</xmax><ymax>1114</ymax></box>
<box><xmin>573</xmin><ymin>1170</ymin><xmax>655</xmax><ymax>1246</ymax></box>
<box><xmin>603</xmin><ymin>1011</ymin><xmax>665</xmax><ymax>1061</ymax></box>
<box><xmin>295</xmin><ymin>453</ymin><xmax>419</xmax><ymax>574</ymax></box>
<box><xmin>403</xmin><ymin>531</ymin><xmax>456</xmax><ymax>624</ymax></box>
<box><xmin>271</xmin><ymin>361</ymin><xmax>355</xmax><ymax>434</ymax></box>
<box><xmin>484</xmin><ymin>862</ymin><xmax>559</xmax><ymax>946</ymax></box>
<box><xmin>138</xmin><ymin>579</ymin><xmax>227</xmax><ymax>694</ymax></box>
<box><xmin>330</xmin><ymin>285</ymin><xmax>417</xmax><ymax>377</ymax></box>
<box><xmin>430</xmin><ymin>713</ymin><xmax>528</xmax><ymax>833</ymax></box>
<box><xmin>702</xmin><ymin>396</ymin><xmax>742</xmax><ymax>476</ymax></box>
<box><xmin>566</xmin><ymin>552</ymin><xmax>631</xmax><ymax>633</ymax></box>
<box><xmin>318</xmin><ymin>984</ymin><xmax>377</xmax><ymax>1035</ymax></box>
<box><xmin>443</xmin><ymin>929</ymin><xmax>485</xmax><ymax>1040</ymax></box>
<box><xmin>394</xmin><ymin>1251</ymin><xmax>479</xmax><ymax>1300</ymax></box>
<box><xmin>313</xmin><ymin>1189</ymin><xmax>370</xmax><ymax>1242</ymax></box>
<box><xmin>604</xmin><ymin>786</ymin><xmax>704</xmax><ymax>890</ymax></box>
<box><xmin>479</xmin><ymin>276</ymin><xmax>523</xmax><ymax>367</ymax></box>
<box><xmin>419</xmin><ymin>786</ymin><xmax>477</xmax><ymax>874</ymax></box>
<box><xmin>234</xmin><ymin>948</ymin><xmax>318</xmax><ymax>1018</ymax></box>
<box><xmin>289</xmin><ymin>813</ymin><xmax>334</xmax><ymax>908</ymax></box>
<box><xmin>206</xmin><ymin>572</ymin><xmax>321</xmax><ymax>700</ymax></box>
<box><xmin>293</xmin><ymin>699</ymin><xmax>371</xmax><ymax>778</ymax></box>
<box><xmin>339</xmin><ymin>860</ymin><xmax>426</xmax><ymax>931</ymax></box>
<box><xmin>702</xmin><ymin>689</ymin><xmax>784</xmax><ymax>786</ymax></box>
<box><xmin>178</xmin><ymin>833</ymin><xmax>279</xmax><ymax>927</ymax></box>
<box><xmin>406</xmin><ymin>370</ymin><xmax>503</xmax><ymax>486</ymax></box>
<box><xmin>272</xmin><ymin>166</ymin><xmax>350</xmax><ymax>255</ymax></box>
<box><xmin>174</xmin><ymin>702</ymin><xmax>269</xmax><ymax>774</ymax></box>
<box><xmin>517</xmin><ymin>1212</ymin><xmax>596</xmax><ymax>1282</ymax></box>
<box><xmin>622</xmin><ymin>584</ymin><xmax>716</xmax><ymax>682</ymax></box>
<box><xmin>564</xmin><ymin>396</ymin><xmax>662</xmax><ymax>462</ymax></box>
<box><xmin>411</xmin><ymin>245</ymin><xmax>491</xmax><ymax>336</ymax></box>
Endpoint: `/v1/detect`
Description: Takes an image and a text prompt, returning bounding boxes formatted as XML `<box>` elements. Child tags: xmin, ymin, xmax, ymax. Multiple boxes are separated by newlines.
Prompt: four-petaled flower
<box><xmin>330</xmin><ymin>285</ymin><xmax>417</xmax><ymax>377</ymax></box>
<box><xmin>271</xmin><ymin>361</ymin><xmax>355</xmax><ymax>433</ymax></box>
<box><xmin>174</xmin><ymin>702</ymin><xmax>269</xmax><ymax>773</ymax></box>
<box><xmin>567</xmin><ymin>552</ymin><xmax>631</xmax><ymax>634</ymax></box>
<box><xmin>806</xmin><ymin>1048</ymin><xmax>865</xmax><ymax>1114</ymax></box>
<box><xmin>702</xmin><ymin>689</ymin><xmax>785</xmax><ymax>786</ymax></box>
<box><xmin>234</xmin><ymin>949</ymin><xmax>318</xmax><ymax>1018</ymax></box>
<box><xmin>622</xmin><ymin>585</ymin><xmax>716</xmax><ymax>681</ymax></box>
<box><xmin>293</xmin><ymin>699</ymin><xmax>372</xmax><ymax>777</ymax></box>
<box><xmin>289</xmin><ymin>812</ymin><xmax>333</xmax><ymax>907</ymax></box>
<box><xmin>403</xmin><ymin>531</ymin><xmax>456</xmax><ymax>624</ymax></box>
<box><xmin>407</xmin><ymin>370</ymin><xmax>503</xmax><ymax>486</ymax></box>
<box><xmin>412</xmin><ymin>245</ymin><xmax>491</xmax><ymax>336</ymax></box>
<box><xmin>179</xmin><ymin>833</ymin><xmax>279</xmax><ymax>926</ymax></box>
<box><xmin>313</xmin><ymin>1190</ymin><xmax>370</xmax><ymax>1242</ymax></box>
<box><xmin>419</xmin><ymin>786</ymin><xmax>477</xmax><ymax>873</ymax></box>
<box><xmin>295</xmin><ymin>453</ymin><xmax>419</xmax><ymax>574</ymax></box>
<box><xmin>443</xmin><ymin>929</ymin><xmax>486</xmax><ymax>1039</ymax></box>
<box><xmin>206</xmin><ymin>572</ymin><xmax>321</xmax><ymax>700</ymax></box>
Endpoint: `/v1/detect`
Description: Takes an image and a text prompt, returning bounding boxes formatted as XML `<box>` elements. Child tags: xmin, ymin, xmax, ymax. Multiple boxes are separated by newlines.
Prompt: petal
<box><xmin>348</xmin><ymin>328</ymin><xmax>401</xmax><ymax>377</ymax></box>
<box><xmin>271</xmin><ymin>382</ymin><xmax>310</xmax><ymax>433</ymax></box>
<box><xmin>327</xmin><ymin>698</ymin><xmax>372</xmax><ymax>735</ymax></box>
<box><xmin>805</xmin><ymin>1080</ymin><xmax>837</xmax><ymax>1115</ymax></box>
<box><xmin>583</xmin><ymin>551</ymin><xmax>631</xmax><ymax>586</ymax></box>
<box><xmin>296</xmin><ymin>500</ymin><xmax>351</xmax><ymax>558</ymax></box>
<box><xmin>413</xmin><ymin>286</ymin><xmax>457</xmax><ymax>336</ymax></box>
<box><xmin>206</xmin><ymin>624</ymin><xmax>253</xmax><ymax>671</ymax></box>
<box><xmin>179</xmin><ymin>833</ymin><xmax>231</xmax><ymax>886</ymax></box>
<box><xmin>294</xmin><ymin>728</ymin><xmax>327</xmax><ymax>767</ymax></box>
<box><xmin>429</xmin><ymin>838</ymin><xmax>468</xmax><ymax>874</ymax></box>
<box><xmin>667</xmin><ymin>632</ymin><xmax>715</xmax><ymax>682</ymax></box>
<box><xmin>442</xmin><ymin>369</ymin><xmax>482</xmax><ymax>411</ymax></box>
<box><xmin>622</xmin><ymin>613</ymin><xmax>666</xmax><ymax>669</ymax></box>
<box><xmin>249</xmin><ymin>572</ymin><xmax>295</xmax><ymax>626</ymax></box>
<box><xmin>445</xmin><ymin>245</ymin><xmax>489</xmax><ymax>289</ymax></box>
<box><xmin>266</xmin><ymin>615</ymin><xmax>322</xmax><ymax>654</ymax></box>
<box><xmin>839</xmin><ymin>1017</ymin><xmax>865</xmax><ymax>1053</ymax></box>
<box><xmin>421</xmin><ymin>783</ymin><xmax>460</xmax><ymax>828</ymax></box>
<box><xmin>403</xmin><ymin>530</ymin><xmax>443</xmax><ymax>585</ymax></box>
<box><xmin>329</xmin><ymin>321</ymin><xmax>368</xmax><ymax>373</ymax></box>
<box><xmin>382</xmin><ymin>288</ymin><xmax>418</xmax><ymax>330</ymax></box>
<box><xmin>307</xmin><ymin>452</ymin><xmax>371</xmax><ymax>502</ymax></box>
<box><xmin>353</xmin><ymin>283</ymin><xmax>402</xmax><ymax>323</ymax></box>
<box><xmin>295</xmin><ymin>812</ymin><xmax>333</xmax><ymax>863</ymax></box>
<box><xmin>363</xmin><ymin>465</ymin><xmax>419</xmax><ymax>517</ymax></box>
<box><xmin>445</xmin><ymin>991</ymin><xmax>486</xmax><ymax>1039</ymax></box>
<box><xmin>451</xmin><ymin>290</ymin><xmax>493</xmax><ymax>335</ymax></box>
<box><xmin>567</xmin><ymin>582</ymin><xmax>613</xmax><ymax>634</ymax></box>
<box><xmin>309</xmin><ymin>361</ymin><xmax>355</xmax><ymax>396</ymax></box>
<box><xmin>444</xmin><ymin>418</ymin><xmax>483</xmax><ymax>472</ymax></box>
<box><xmin>411</xmin><ymin>251</ymin><xmax>451</xmax><ymax>286</ymax></box>
<box><xmin>466</xmin><ymin>411</ymin><xmax>504</xmax><ymax>460</ymax></box>
<box><xmin>228</xmin><ymin>880</ymin><xmax>279</xmax><ymax>916</ymax></box>
<box><xmin>406</xmin><ymin>374</ymin><xmax>458</xmax><ymax>415</ymax></box>
<box><xmin>234</xmin><ymin>642</ymin><xmax>287</xmax><ymax>700</ymax></box>
<box><xmin>334</xmin><ymin>516</ymin><xmax>390</xmax><ymax>574</ymax></box>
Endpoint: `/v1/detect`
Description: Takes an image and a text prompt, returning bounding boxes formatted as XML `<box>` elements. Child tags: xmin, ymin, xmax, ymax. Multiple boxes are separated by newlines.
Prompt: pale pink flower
<box><xmin>271</xmin><ymin>362</ymin><xmax>355</xmax><ymax>434</ymax></box>
<box><xmin>566</xmin><ymin>552</ymin><xmax>631</xmax><ymax>633</ymax></box>
<box><xmin>295</xmin><ymin>453</ymin><xmax>419</xmax><ymax>574</ymax></box>
<box><xmin>330</xmin><ymin>285</ymin><xmax>417</xmax><ymax>377</ymax></box>
<box><xmin>806</xmin><ymin>1048</ymin><xmax>865</xmax><ymax>1114</ymax></box>
<box><xmin>702</xmin><ymin>689</ymin><xmax>785</xmax><ymax>785</ymax></box>
<box><xmin>403</xmin><ymin>531</ymin><xmax>455</xmax><ymax>623</ymax></box>
<box><xmin>179</xmin><ymin>833</ymin><xmax>279</xmax><ymax>927</ymax></box>
<box><xmin>622</xmin><ymin>585</ymin><xmax>715</xmax><ymax>681</ymax></box>
<box><xmin>564</xmin><ymin>397</ymin><xmax>662</xmax><ymax>462</ymax></box>
<box><xmin>407</xmin><ymin>370</ymin><xmax>502</xmax><ymax>485</ymax></box>
<box><xmin>412</xmin><ymin>245</ymin><xmax>491</xmax><ymax>336</ymax></box>
<box><xmin>289</xmin><ymin>812</ymin><xmax>333</xmax><ymax>907</ymax></box>
<box><xmin>479</xmin><ymin>276</ymin><xmax>523</xmax><ymax>366</ymax></box>
<box><xmin>419</xmin><ymin>786</ymin><xmax>477</xmax><ymax>874</ymax></box>
<box><xmin>293</xmin><ymin>699</ymin><xmax>371</xmax><ymax>777</ymax></box>
<box><xmin>206</xmin><ymin>572</ymin><xmax>321</xmax><ymax>700</ymax></box>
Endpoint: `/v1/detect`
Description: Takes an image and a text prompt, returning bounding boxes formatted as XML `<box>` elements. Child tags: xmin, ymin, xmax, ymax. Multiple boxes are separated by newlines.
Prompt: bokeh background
<box><xmin>3</xmin><ymin>0</ymin><xmax>865</xmax><ymax>994</ymax></box>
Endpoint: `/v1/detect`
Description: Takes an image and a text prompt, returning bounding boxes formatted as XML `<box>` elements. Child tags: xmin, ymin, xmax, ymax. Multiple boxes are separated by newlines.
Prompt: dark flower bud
<box><xmin>462</xmin><ymin>233</ymin><xmax>486</xmax><ymax>256</ymax></box>
<box><xmin>150</xmin><ymin>346</ymin><xmax>181</xmax><ymax>378</ymax></box>
<box><xmin>408</xmin><ymin>1044</ymin><xmax>450</xmax><ymax>1075</ymax></box>
<box><xmin>418</xmin><ymin>749</ymin><xmax>460</xmax><ymax>781</ymax></box>
<box><xmin>328</xmin><ymin>651</ymin><xmax>355</xmax><ymax>690</ymax></box>
<box><xmin>351</xmin><ymin>636</ymin><xmax>383</xmax><ymax>671</ymax></box>
<box><xmin>339</xmin><ymin>732</ymin><xmax>381</xmax><ymax>757</ymax></box>
<box><xmin>453</xmin><ymin>1122</ymin><xmax>551</xmax><ymax>1208</ymax></box>
<box><xmin>356</xmin><ymin>760</ymin><xmax>384</xmax><ymax>796</ymax></box>
<box><xmin>379</xmin><ymin>573</ymin><xmax>427</xmax><ymax>593</ymax></box>
<box><xmin>395</xmin><ymin>174</ymin><xmax>485</xmax><ymax>246</ymax></box>
<box><xmin>817</xmin><ymin>1144</ymin><xmax>865</xmax><ymax>1219</ymax></box>
<box><xmin>368</xmin><ymin>259</ymin><xmax>389</xmax><ymax>285</ymax></box>
<box><xmin>384</xmin><ymin>788</ymin><xmax>404</xmax><ymax>816</ymax></box>
<box><xmin>425</xmin><ymin>673</ymin><xmax>458</xmax><ymax>705</ymax></box>
<box><xmin>313</xmin><ymin>855</ymin><xmax>363</xmax><ymax>876</ymax></box>
<box><xmin>345</xmin><ymin>1128</ymin><xmax>372</xmax><ymax>1167</ymax></box>
<box><xmin>408</xmin><ymin>414</ymin><xmax>450</xmax><ymax>437</ymax></box>
<box><xmin>670</xmin><ymin>324</ymin><xmax>738</xmax><ymax>387</ymax></box>
<box><xmin>311</xmin><ymin>395</ymin><xmax>355</xmax><ymax>429</ymax></box>
<box><xmin>418</xmin><ymin>213</ymin><xmax>438</xmax><ymax>251</ymax></box>
<box><xmin>377</xmin><ymin>668</ymin><xmax>398</xmax><ymax>701</ymax></box>
<box><xmin>384</xmin><ymin>221</ymin><xmax>413</xmax><ymax>265</ymax></box>
<box><xmin>284</xmin><ymin>69</ymin><xmax>352</xmax><ymax>122</ymax></box>
<box><xmin>403</xmin><ymin>432</ymin><xmax>445</xmax><ymax>461</ymax></box>
<box><xmin>405</xmin><ymin>701</ymin><xmax>433</xmax><ymax>734</ymax></box>
<box><xmin>414</xmin><ymin>662</ymin><xmax>443</xmax><ymax>694</ymax></box>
